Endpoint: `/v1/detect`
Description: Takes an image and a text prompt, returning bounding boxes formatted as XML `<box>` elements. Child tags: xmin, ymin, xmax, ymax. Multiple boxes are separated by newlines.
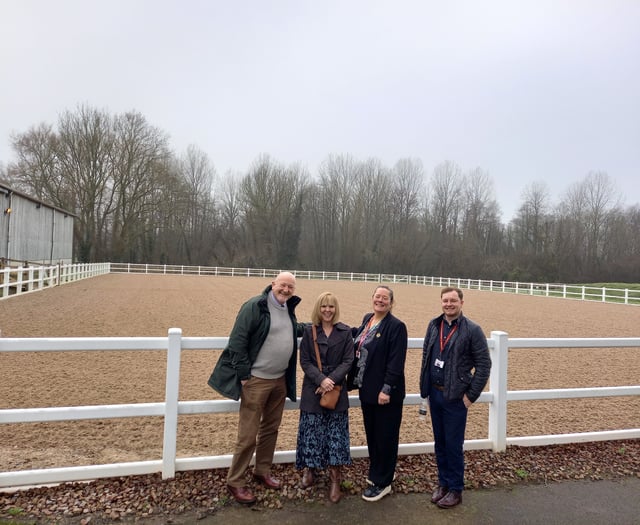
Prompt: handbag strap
<box><xmin>312</xmin><ymin>324</ymin><xmax>322</xmax><ymax>370</ymax></box>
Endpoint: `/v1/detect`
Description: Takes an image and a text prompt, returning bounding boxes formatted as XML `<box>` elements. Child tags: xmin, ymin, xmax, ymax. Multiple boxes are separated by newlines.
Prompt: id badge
<box><xmin>434</xmin><ymin>358</ymin><xmax>445</xmax><ymax>369</ymax></box>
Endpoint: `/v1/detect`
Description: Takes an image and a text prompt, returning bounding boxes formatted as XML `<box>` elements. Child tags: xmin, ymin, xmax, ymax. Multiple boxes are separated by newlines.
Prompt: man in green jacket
<box><xmin>208</xmin><ymin>271</ymin><xmax>303</xmax><ymax>504</ymax></box>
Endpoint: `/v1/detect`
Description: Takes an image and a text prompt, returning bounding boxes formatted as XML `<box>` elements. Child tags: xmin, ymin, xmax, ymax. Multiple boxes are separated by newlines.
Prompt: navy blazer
<box><xmin>353</xmin><ymin>312</ymin><xmax>407</xmax><ymax>405</ymax></box>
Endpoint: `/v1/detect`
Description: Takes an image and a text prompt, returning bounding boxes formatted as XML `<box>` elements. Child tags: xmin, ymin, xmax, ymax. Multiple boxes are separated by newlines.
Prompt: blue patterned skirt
<box><xmin>295</xmin><ymin>411</ymin><xmax>352</xmax><ymax>469</ymax></box>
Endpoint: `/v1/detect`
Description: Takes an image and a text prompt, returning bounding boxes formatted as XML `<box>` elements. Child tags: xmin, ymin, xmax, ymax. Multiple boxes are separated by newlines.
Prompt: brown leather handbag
<box><xmin>312</xmin><ymin>324</ymin><xmax>341</xmax><ymax>409</ymax></box>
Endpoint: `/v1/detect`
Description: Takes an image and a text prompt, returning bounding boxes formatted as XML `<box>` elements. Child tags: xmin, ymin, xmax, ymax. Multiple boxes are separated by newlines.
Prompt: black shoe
<box><xmin>362</xmin><ymin>484</ymin><xmax>391</xmax><ymax>502</ymax></box>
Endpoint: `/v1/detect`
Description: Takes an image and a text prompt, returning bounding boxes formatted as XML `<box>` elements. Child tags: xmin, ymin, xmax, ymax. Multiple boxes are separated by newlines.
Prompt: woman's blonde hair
<box><xmin>311</xmin><ymin>291</ymin><xmax>341</xmax><ymax>325</ymax></box>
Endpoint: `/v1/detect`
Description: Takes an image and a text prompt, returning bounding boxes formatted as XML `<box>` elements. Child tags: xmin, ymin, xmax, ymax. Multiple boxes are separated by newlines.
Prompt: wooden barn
<box><xmin>0</xmin><ymin>183</ymin><xmax>75</xmax><ymax>265</ymax></box>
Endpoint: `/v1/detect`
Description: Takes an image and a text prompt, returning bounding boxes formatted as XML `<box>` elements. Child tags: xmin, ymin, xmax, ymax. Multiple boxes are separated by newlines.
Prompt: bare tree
<box><xmin>582</xmin><ymin>171</ymin><xmax>620</xmax><ymax>270</ymax></box>
<box><xmin>110</xmin><ymin>111</ymin><xmax>171</xmax><ymax>262</ymax></box>
<box><xmin>512</xmin><ymin>181</ymin><xmax>552</xmax><ymax>254</ymax></box>
<box><xmin>504</xmin><ymin>181</ymin><xmax>555</xmax><ymax>280</ymax></box>
<box><xmin>56</xmin><ymin>105</ymin><xmax>118</xmax><ymax>262</ymax></box>
<box><xmin>240</xmin><ymin>155</ymin><xmax>309</xmax><ymax>268</ymax></box>
<box><xmin>600</xmin><ymin>205</ymin><xmax>640</xmax><ymax>281</ymax></box>
<box><xmin>148</xmin><ymin>169</ymin><xmax>192</xmax><ymax>264</ymax></box>
<box><xmin>553</xmin><ymin>180</ymin><xmax>588</xmax><ymax>280</ymax></box>
<box><xmin>459</xmin><ymin>167</ymin><xmax>503</xmax><ymax>275</ymax></box>
<box><xmin>428</xmin><ymin>161</ymin><xmax>463</xmax><ymax>274</ymax></box>
<box><xmin>430</xmin><ymin>161</ymin><xmax>462</xmax><ymax>236</ymax></box>
<box><xmin>9</xmin><ymin>123</ymin><xmax>72</xmax><ymax>207</ymax></box>
<box><xmin>391</xmin><ymin>158</ymin><xmax>424</xmax><ymax>230</ymax></box>
<box><xmin>311</xmin><ymin>154</ymin><xmax>360</xmax><ymax>271</ymax></box>
<box><xmin>172</xmin><ymin>145</ymin><xmax>218</xmax><ymax>264</ymax></box>
<box><xmin>554</xmin><ymin>171</ymin><xmax>620</xmax><ymax>280</ymax></box>
<box><xmin>216</xmin><ymin>171</ymin><xmax>244</xmax><ymax>265</ymax></box>
<box><xmin>350</xmin><ymin>158</ymin><xmax>392</xmax><ymax>272</ymax></box>
<box><xmin>386</xmin><ymin>158</ymin><xmax>425</xmax><ymax>273</ymax></box>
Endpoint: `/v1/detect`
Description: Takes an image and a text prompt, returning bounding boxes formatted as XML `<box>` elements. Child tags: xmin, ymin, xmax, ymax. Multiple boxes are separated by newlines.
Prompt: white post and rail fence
<box><xmin>1</xmin><ymin>332</ymin><xmax>639</xmax><ymax>489</ymax></box>
<box><xmin>1</xmin><ymin>261</ymin><xmax>639</xmax><ymax>305</ymax></box>
<box><xmin>0</xmin><ymin>262</ymin><xmax>109</xmax><ymax>298</ymax></box>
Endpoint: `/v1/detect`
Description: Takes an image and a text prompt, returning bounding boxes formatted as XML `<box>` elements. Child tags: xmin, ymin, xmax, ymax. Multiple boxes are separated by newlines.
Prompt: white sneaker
<box><xmin>362</xmin><ymin>484</ymin><xmax>391</xmax><ymax>502</ymax></box>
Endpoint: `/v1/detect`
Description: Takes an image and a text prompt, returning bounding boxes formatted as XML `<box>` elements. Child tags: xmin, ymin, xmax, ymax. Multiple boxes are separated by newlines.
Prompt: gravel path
<box><xmin>1</xmin><ymin>440</ymin><xmax>638</xmax><ymax>523</ymax></box>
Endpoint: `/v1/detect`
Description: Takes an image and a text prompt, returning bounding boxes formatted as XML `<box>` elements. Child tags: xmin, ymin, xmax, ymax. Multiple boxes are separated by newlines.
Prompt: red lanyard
<box><xmin>361</xmin><ymin>317</ymin><xmax>377</xmax><ymax>342</ymax></box>
<box><xmin>439</xmin><ymin>320</ymin><xmax>457</xmax><ymax>354</ymax></box>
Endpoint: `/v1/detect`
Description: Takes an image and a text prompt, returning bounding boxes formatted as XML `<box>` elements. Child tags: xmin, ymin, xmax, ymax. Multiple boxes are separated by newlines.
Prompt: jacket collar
<box><xmin>260</xmin><ymin>284</ymin><xmax>301</xmax><ymax>312</ymax></box>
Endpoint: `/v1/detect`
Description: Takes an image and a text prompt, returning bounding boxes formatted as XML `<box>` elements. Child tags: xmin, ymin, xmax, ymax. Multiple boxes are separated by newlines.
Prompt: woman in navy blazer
<box><xmin>351</xmin><ymin>285</ymin><xmax>407</xmax><ymax>502</ymax></box>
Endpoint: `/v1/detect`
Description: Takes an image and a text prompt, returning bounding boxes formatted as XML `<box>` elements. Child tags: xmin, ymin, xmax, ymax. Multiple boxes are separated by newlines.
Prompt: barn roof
<box><xmin>0</xmin><ymin>182</ymin><xmax>77</xmax><ymax>218</ymax></box>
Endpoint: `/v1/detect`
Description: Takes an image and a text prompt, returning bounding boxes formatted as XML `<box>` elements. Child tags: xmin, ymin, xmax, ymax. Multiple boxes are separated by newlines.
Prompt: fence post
<box><xmin>162</xmin><ymin>328</ymin><xmax>182</xmax><ymax>479</ymax></box>
<box><xmin>488</xmin><ymin>331</ymin><xmax>508</xmax><ymax>452</ymax></box>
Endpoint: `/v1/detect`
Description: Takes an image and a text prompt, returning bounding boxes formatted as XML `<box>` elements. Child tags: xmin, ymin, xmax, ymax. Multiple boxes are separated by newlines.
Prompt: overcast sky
<box><xmin>1</xmin><ymin>0</ymin><xmax>639</xmax><ymax>220</ymax></box>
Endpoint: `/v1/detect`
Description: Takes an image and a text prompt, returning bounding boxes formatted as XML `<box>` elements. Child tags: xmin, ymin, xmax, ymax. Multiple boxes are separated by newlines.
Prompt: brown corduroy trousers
<box><xmin>226</xmin><ymin>375</ymin><xmax>287</xmax><ymax>487</ymax></box>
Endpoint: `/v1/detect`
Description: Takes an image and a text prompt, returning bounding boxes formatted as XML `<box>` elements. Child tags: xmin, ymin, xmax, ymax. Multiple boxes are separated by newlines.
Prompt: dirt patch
<box><xmin>1</xmin><ymin>274</ymin><xmax>639</xmax><ymax>471</ymax></box>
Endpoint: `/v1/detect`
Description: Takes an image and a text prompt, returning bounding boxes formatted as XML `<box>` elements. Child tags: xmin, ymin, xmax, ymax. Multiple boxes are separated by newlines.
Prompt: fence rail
<box><xmin>109</xmin><ymin>263</ymin><xmax>640</xmax><ymax>305</ymax></box>
<box><xmin>1</xmin><ymin>331</ymin><xmax>638</xmax><ymax>489</ymax></box>
<box><xmin>0</xmin><ymin>262</ymin><xmax>110</xmax><ymax>299</ymax></box>
<box><xmin>1</xmin><ymin>261</ymin><xmax>637</xmax><ymax>306</ymax></box>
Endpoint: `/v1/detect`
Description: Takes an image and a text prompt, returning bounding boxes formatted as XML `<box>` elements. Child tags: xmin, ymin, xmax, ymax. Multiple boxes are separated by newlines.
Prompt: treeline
<box><xmin>2</xmin><ymin>105</ymin><xmax>639</xmax><ymax>283</ymax></box>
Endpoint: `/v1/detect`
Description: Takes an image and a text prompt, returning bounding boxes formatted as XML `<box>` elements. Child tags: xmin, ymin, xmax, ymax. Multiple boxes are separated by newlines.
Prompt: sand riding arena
<box><xmin>0</xmin><ymin>273</ymin><xmax>639</xmax><ymax>472</ymax></box>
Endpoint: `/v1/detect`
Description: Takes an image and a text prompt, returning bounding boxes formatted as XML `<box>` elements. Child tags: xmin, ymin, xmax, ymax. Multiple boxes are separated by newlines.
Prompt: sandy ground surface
<box><xmin>0</xmin><ymin>273</ymin><xmax>639</xmax><ymax>472</ymax></box>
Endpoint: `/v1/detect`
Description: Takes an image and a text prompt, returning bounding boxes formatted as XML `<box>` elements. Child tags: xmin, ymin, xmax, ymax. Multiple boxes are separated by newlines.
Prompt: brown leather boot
<box><xmin>328</xmin><ymin>466</ymin><xmax>342</xmax><ymax>503</ymax></box>
<box><xmin>301</xmin><ymin>467</ymin><xmax>314</xmax><ymax>488</ymax></box>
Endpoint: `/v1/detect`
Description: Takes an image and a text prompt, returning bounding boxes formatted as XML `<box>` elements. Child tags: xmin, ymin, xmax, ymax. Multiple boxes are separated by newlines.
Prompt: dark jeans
<box><xmin>428</xmin><ymin>386</ymin><xmax>468</xmax><ymax>492</ymax></box>
<box><xmin>361</xmin><ymin>401</ymin><xmax>403</xmax><ymax>488</ymax></box>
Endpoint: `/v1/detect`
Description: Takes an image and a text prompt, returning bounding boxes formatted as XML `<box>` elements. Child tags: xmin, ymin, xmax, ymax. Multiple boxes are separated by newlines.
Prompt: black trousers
<box><xmin>361</xmin><ymin>401</ymin><xmax>403</xmax><ymax>487</ymax></box>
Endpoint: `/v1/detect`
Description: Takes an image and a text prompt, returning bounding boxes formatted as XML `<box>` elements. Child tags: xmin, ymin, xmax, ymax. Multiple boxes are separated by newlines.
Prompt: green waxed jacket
<box><xmin>207</xmin><ymin>284</ymin><xmax>303</xmax><ymax>401</ymax></box>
